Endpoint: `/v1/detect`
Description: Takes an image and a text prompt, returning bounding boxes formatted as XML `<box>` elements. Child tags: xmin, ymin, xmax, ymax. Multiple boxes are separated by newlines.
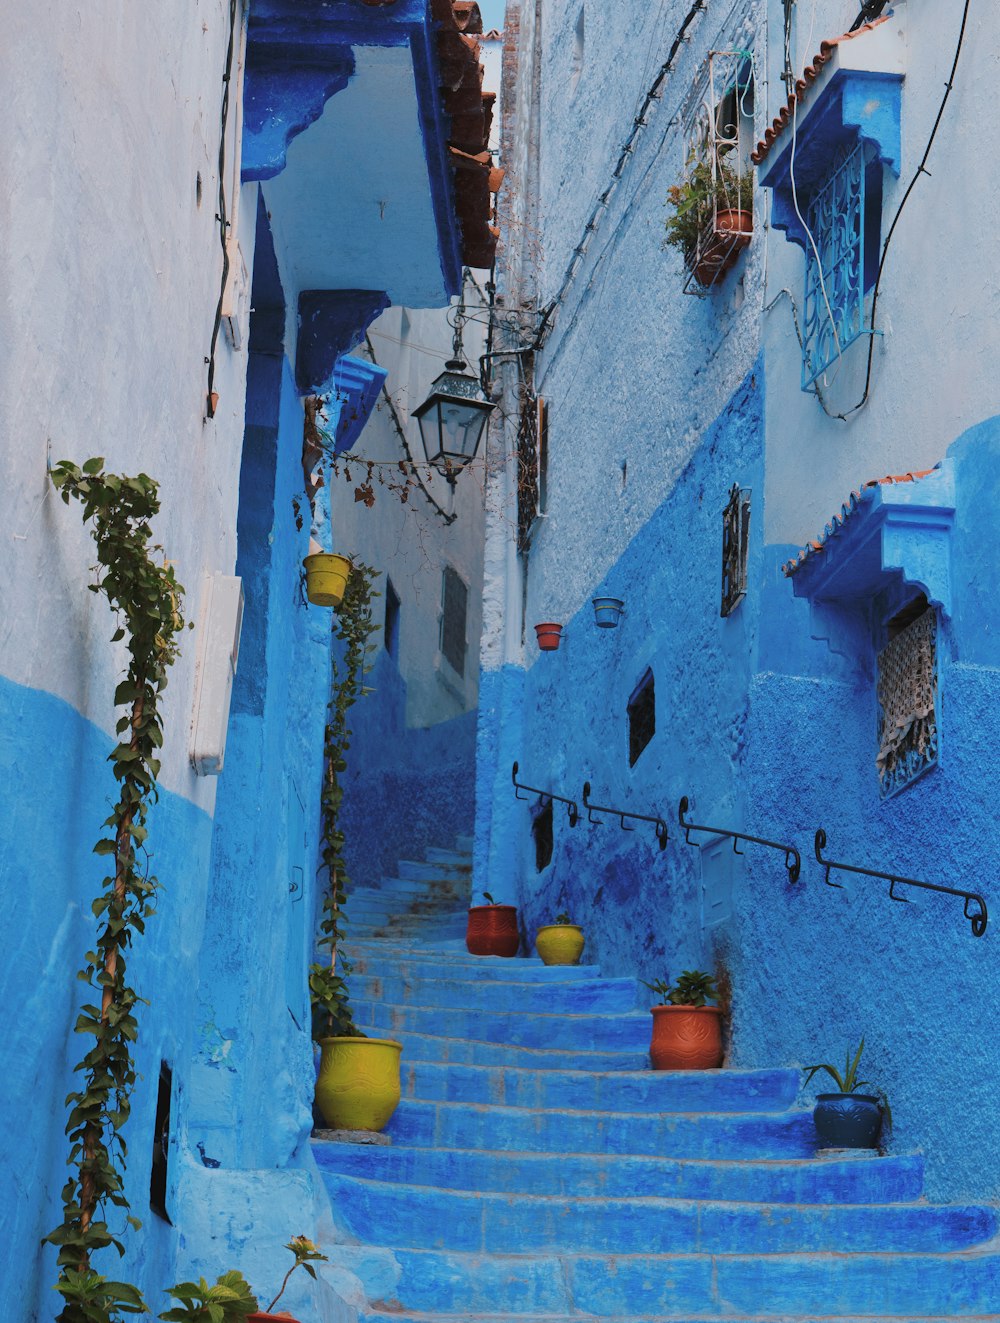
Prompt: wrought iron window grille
<box><xmin>801</xmin><ymin>140</ymin><xmax>881</xmax><ymax>387</ymax></box>
<box><xmin>582</xmin><ymin>781</ymin><xmax>668</xmax><ymax>849</ymax></box>
<box><xmin>516</xmin><ymin>387</ymin><xmax>547</xmax><ymax>553</ymax></box>
<box><xmin>876</xmin><ymin>602</ymin><xmax>938</xmax><ymax>799</ymax></box>
<box><xmin>512</xmin><ymin>761</ymin><xmax>579</xmax><ymax>826</ymax></box>
<box><xmin>721</xmin><ymin>483</ymin><xmax>750</xmax><ymax>616</ymax></box>
<box><xmin>681</xmin><ymin>50</ymin><xmax>756</xmax><ymax>296</ymax></box>
<box><xmin>815</xmin><ymin>828</ymin><xmax>987</xmax><ymax>937</ymax></box>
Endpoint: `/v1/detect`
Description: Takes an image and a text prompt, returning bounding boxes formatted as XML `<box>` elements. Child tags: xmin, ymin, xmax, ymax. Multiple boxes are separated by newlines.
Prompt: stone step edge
<box><xmin>323</xmin><ymin>1173</ymin><xmax>947</xmax><ymax>1216</ymax></box>
<box><xmin>345</xmin><ymin>1245</ymin><xmax>1000</xmax><ymax>1264</ymax></box>
<box><xmin>390</xmin><ymin>1096</ymin><xmax>811</xmax><ymax>1123</ymax></box>
<box><xmin>359</xmin><ymin>1314</ymin><xmax>1000</xmax><ymax>1323</ymax></box>
<box><xmin>393</xmin><ymin>1065</ymin><xmax>796</xmax><ymax>1083</ymax></box>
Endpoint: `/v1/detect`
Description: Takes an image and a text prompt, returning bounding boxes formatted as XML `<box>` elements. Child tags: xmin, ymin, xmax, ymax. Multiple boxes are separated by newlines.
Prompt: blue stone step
<box><xmin>399</xmin><ymin>1061</ymin><xmax>798</xmax><ymax>1112</ymax></box>
<box><xmin>315</xmin><ymin>1141</ymin><xmax>925</xmax><ymax>1204</ymax></box>
<box><xmin>350</xmin><ymin>919</ymin><xmax>469</xmax><ymax>940</ymax></box>
<box><xmin>386</xmin><ymin>1098</ymin><xmax>817</xmax><ymax>1159</ymax></box>
<box><xmin>323</xmin><ymin>1245</ymin><xmax>1000</xmax><ymax>1316</ymax></box>
<box><xmin>355</xmin><ymin>875</ymin><xmax>469</xmax><ymax>898</ymax></box>
<box><xmin>360</xmin><ymin>1314</ymin><xmax>1000</xmax><ymax>1323</ymax></box>
<box><xmin>398</xmin><ymin>859</ymin><xmax>472</xmax><ymax>881</ymax></box>
<box><xmin>351</xmin><ymin>1001</ymin><xmax>651</xmax><ymax>1050</ymax></box>
<box><xmin>424</xmin><ymin>847</ymin><xmax>473</xmax><ymax>865</ymax></box>
<box><xmin>346</xmin><ymin>950</ymin><xmax>604</xmax><ymax>982</ymax></box>
<box><xmin>321</xmin><ymin>1171</ymin><xmax>995</xmax><ymax>1254</ymax></box>
<box><xmin>385</xmin><ymin>1029</ymin><xmax>649</xmax><ymax>1070</ymax></box>
<box><xmin>348</xmin><ymin>973</ymin><xmax>642</xmax><ymax>1015</ymax></box>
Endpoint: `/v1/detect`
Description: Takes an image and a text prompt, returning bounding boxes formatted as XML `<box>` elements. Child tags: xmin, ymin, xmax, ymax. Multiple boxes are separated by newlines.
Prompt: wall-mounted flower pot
<box><xmin>592</xmin><ymin>597</ymin><xmax>624</xmax><ymax>629</ymax></box>
<box><xmin>534</xmin><ymin>622</ymin><xmax>563</xmax><ymax>651</ymax></box>
<box><xmin>466</xmin><ymin>904</ymin><xmax>520</xmax><ymax>956</ymax></box>
<box><xmin>649</xmin><ymin>1005</ymin><xmax>723</xmax><ymax>1070</ymax></box>
<box><xmin>535</xmin><ymin>924</ymin><xmax>585</xmax><ymax>966</ymax></box>
<box><xmin>315</xmin><ymin>1036</ymin><xmax>402</xmax><ymax>1130</ymax></box>
<box><xmin>693</xmin><ymin>209</ymin><xmax>753</xmax><ymax>288</ymax></box>
<box><xmin>813</xmin><ymin>1093</ymin><xmax>883</xmax><ymax>1149</ymax></box>
<box><xmin>304</xmin><ymin>552</ymin><xmax>351</xmax><ymax>607</ymax></box>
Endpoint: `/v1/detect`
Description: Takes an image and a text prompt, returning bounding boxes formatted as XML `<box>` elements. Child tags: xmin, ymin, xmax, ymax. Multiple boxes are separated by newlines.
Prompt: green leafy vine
<box><xmin>309</xmin><ymin>560</ymin><xmax>380</xmax><ymax>1041</ymax></box>
<box><xmin>45</xmin><ymin>459</ymin><xmax>185</xmax><ymax>1315</ymax></box>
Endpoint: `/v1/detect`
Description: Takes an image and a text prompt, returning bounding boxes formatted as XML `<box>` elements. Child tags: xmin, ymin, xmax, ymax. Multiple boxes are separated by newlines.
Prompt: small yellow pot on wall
<box><xmin>535</xmin><ymin>924</ymin><xmax>585</xmax><ymax>966</ymax></box>
<box><xmin>315</xmin><ymin>1036</ymin><xmax>402</xmax><ymax>1131</ymax></box>
<box><xmin>304</xmin><ymin>553</ymin><xmax>352</xmax><ymax>607</ymax></box>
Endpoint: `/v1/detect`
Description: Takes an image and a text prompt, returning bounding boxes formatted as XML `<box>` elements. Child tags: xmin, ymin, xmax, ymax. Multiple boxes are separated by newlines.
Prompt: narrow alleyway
<box><xmin>312</xmin><ymin>846</ymin><xmax>1000</xmax><ymax>1320</ymax></box>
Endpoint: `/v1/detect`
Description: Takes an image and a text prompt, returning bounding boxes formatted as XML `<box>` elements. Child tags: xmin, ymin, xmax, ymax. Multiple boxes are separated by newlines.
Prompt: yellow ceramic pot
<box><xmin>535</xmin><ymin>924</ymin><xmax>585</xmax><ymax>966</ymax></box>
<box><xmin>303</xmin><ymin>553</ymin><xmax>351</xmax><ymax>607</ymax></box>
<box><xmin>315</xmin><ymin>1036</ymin><xmax>402</xmax><ymax>1131</ymax></box>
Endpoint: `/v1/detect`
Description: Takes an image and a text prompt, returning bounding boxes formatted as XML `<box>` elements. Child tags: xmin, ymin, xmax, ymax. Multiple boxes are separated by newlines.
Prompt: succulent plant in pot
<box><xmin>803</xmin><ymin>1038</ymin><xmax>892</xmax><ymax>1150</ymax></box>
<box><xmin>535</xmin><ymin>911</ymin><xmax>585</xmax><ymax>966</ymax></box>
<box><xmin>664</xmin><ymin>155</ymin><xmax>753</xmax><ymax>287</ymax></box>
<box><xmin>467</xmin><ymin>890</ymin><xmax>520</xmax><ymax>957</ymax></box>
<box><xmin>644</xmin><ymin>970</ymin><xmax>724</xmax><ymax>1070</ymax></box>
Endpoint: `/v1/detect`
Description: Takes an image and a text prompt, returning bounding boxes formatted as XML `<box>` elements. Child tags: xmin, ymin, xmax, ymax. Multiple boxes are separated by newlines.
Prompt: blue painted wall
<box><xmin>0</xmin><ymin>676</ymin><xmax>212</xmax><ymax>1318</ymax></box>
<box><xmin>341</xmin><ymin>649</ymin><xmax>478</xmax><ymax>889</ymax></box>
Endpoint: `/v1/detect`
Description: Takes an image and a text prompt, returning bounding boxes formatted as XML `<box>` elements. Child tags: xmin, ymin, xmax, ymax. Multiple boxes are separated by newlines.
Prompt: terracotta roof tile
<box><xmin>751</xmin><ymin>17</ymin><xmax>891</xmax><ymax>169</ymax></box>
<box><xmin>781</xmin><ymin>469</ymin><xmax>938</xmax><ymax>578</ymax></box>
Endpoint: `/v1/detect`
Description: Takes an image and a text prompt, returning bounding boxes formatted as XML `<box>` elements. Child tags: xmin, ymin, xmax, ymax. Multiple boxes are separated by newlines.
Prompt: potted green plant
<box><xmin>803</xmin><ymin>1039</ymin><xmax>892</xmax><ymax>1150</ymax></box>
<box><xmin>644</xmin><ymin>970</ymin><xmax>723</xmax><ymax>1070</ymax></box>
<box><xmin>160</xmin><ymin>1271</ymin><xmax>258</xmax><ymax>1321</ymax></box>
<box><xmin>535</xmin><ymin>911</ymin><xmax>585</xmax><ymax>965</ymax></box>
<box><xmin>664</xmin><ymin>155</ymin><xmax>753</xmax><ymax>288</ymax></box>
<box><xmin>467</xmin><ymin>890</ymin><xmax>520</xmax><ymax>957</ymax></box>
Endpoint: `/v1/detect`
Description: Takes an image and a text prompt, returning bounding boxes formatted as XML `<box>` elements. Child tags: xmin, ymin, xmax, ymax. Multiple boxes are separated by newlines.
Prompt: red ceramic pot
<box><xmin>248</xmin><ymin>1314</ymin><xmax>300</xmax><ymax>1322</ymax></box>
<box><xmin>466</xmin><ymin>904</ymin><xmax>520</xmax><ymax>957</ymax></box>
<box><xmin>650</xmin><ymin>1004</ymin><xmax>723</xmax><ymax>1070</ymax></box>
<box><xmin>534</xmin><ymin>622</ymin><xmax>563</xmax><ymax>651</ymax></box>
<box><xmin>692</xmin><ymin>208</ymin><xmax>752</xmax><ymax>288</ymax></box>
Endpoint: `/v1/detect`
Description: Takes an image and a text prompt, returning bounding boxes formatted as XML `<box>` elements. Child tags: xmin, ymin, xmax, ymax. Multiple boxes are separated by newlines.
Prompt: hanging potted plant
<box><xmin>303</xmin><ymin>548</ymin><xmax>352</xmax><ymax>607</ymax></box>
<box><xmin>534</xmin><ymin>622</ymin><xmax>563</xmax><ymax>651</ymax></box>
<box><xmin>467</xmin><ymin>891</ymin><xmax>520</xmax><ymax>957</ymax></box>
<box><xmin>310</xmin><ymin>560</ymin><xmax>402</xmax><ymax>1131</ymax></box>
<box><xmin>664</xmin><ymin>155</ymin><xmax>753</xmax><ymax>289</ymax></box>
<box><xmin>644</xmin><ymin>970</ymin><xmax>723</xmax><ymax>1070</ymax></box>
<box><xmin>535</xmin><ymin>911</ymin><xmax>585</xmax><ymax>966</ymax></box>
<box><xmin>803</xmin><ymin>1039</ymin><xmax>892</xmax><ymax>1150</ymax></box>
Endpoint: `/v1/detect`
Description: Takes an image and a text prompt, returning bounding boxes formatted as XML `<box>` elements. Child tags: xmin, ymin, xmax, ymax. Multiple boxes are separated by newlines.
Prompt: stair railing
<box><xmin>511</xmin><ymin>761</ymin><xmax>579</xmax><ymax>826</ymax></box>
<box><xmin>581</xmin><ymin>781</ymin><xmax>668</xmax><ymax>849</ymax></box>
<box><xmin>678</xmin><ymin>796</ymin><xmax>801</xmax><ymax>883</ymax></box>
<box><xmin>815</xmin><ymin>828</ymin><xmax>988</xmax><ymax>937</ymax></box>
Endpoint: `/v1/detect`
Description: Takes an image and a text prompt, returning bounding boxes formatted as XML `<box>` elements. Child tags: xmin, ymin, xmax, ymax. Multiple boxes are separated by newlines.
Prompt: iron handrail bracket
<box><xmin>678</xmin><ymin>796</ymin><xmax>801</xmax><ymax>883</ymax></box>
<box><xmin>581</xmin><ymin>781</ymin><xmax>668</xmax><ymax>849</ymax></box>
<box><xmin>511</xmin><ymin>761</ymin><xmax>579</xmax><ymax>826</ymax></box>
<box><xmin>814</xmin><ymin>828</ymin><xmax>988</xmax><ymax>938</ymax></box>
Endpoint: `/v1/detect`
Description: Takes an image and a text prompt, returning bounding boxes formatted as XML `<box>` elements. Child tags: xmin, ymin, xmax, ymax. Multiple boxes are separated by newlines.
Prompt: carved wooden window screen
<box><xmin>721</xmin><ymin>484</ymin><xmax>750</xmax><ymax>616</ymax></box>
<box><xmin>876</xmin><ymin>605</ymin><xmax>938</xmax><ymax>798</ymax></box>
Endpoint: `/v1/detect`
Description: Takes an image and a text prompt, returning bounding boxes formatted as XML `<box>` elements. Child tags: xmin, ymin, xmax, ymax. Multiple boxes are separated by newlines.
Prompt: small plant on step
<box><xmin>553</xmin><ymin>911</ymin><xmax>572</xmax><ymax>925</ymax></box>
<box><xmin>310</xmin><ymin>559</ymin><xmax>380</xmax><ymax>1041</ymax></box>
<box><xmin>257</xmin><ymin>1236</ymin><xmax>329</xmax><ymax>1317</ymax></box>
<box><xmin>803</xmin><ymin>1038</ymin><xmax>893</xmax><ymax>1133</ymax></box>
<box><xmin>643</xmin><ymin>970</ymin><xmax>718</xmax><ymax>1006</ymax></box>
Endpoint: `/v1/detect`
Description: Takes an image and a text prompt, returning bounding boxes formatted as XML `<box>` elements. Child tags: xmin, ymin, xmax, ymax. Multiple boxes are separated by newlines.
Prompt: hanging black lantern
<box><xmin>414</xmin><ymin>299</ymin><xmax>495</xmax><ymax>484</ymax></box>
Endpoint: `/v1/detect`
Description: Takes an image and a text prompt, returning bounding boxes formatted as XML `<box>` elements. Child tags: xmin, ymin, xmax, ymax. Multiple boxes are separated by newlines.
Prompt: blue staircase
<box><xmin>313</xmin><ymin>841</ymin><xmax>1000</xmax><ymax>1320</ymax></box>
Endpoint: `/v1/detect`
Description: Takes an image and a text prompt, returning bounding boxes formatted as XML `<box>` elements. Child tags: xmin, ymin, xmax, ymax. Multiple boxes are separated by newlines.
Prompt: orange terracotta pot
<box><xmin>650</xmin><ymin>1004</ymin><xmax>723</xmax><ymax>1070</ymax></box>
<box><xmin>248</xmin><ymin>1314</ymin><xmax>300</xmax><ymax>1322</ymax></box>
<box><xmin>692</xmin><ymin>208</ymin><xmax>753</xmax><ymax>288</ymax></box>
<box><xmin>466</xmin><ymin>904</ymin><xmax>520</xmax><ymax>957</ymax></box>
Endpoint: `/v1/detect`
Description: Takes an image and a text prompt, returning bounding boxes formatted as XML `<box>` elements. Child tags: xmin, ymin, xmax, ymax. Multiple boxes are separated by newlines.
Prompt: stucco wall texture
<box><xmin>488</xmin><ymin>0</ymin><xmax>1000</xmax><ymax>1206</ymax></box>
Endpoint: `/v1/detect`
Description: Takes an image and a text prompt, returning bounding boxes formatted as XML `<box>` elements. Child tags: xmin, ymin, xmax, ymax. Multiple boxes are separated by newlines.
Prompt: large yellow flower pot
<box><xmin>315</xmin><ymin>1036</ymin><xmax>402</xmax><ymax>1131</ymax></box>
<box><xmin>535</xmin><ymin>924</ymin><xmax>585</xmax><ymax>966</ymax></box>
<box><xmin>304</xmin><ymin>553</ymin><xmax>351</xmax><ymax>607</ymax></box>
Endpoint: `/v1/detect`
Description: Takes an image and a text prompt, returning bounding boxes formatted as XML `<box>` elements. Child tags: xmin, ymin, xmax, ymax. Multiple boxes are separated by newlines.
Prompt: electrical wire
<box><xmin>206</xmin><ymin>0</ymin><xmax>240</xmax><ymax>419</ymax></box>
<box><xmin>531</xmin><ymin>0</ymin><xmax>709</xmax><ymax>350</ymax></box>
<box><xmin>833</xmin><ymin>0</ymin><xmax>972</xmax><ymax>421</ymax></box>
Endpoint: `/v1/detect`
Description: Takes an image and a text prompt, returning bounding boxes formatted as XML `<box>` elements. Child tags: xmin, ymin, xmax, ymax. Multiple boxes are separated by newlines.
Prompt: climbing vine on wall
<box><xmin>44</xmin><ymin>459</ymin><xmax>186</xmax><ymax>1311</ymax></box>
<box><xmin>309</xmin><ymin>560</ymin><xmax>380</xmax><ymax>1041</ymax></box>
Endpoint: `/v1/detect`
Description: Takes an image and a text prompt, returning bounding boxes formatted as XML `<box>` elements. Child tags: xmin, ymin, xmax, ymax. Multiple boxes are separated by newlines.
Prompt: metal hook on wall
<box><xmin>581</xmin><ymin>781</ymin><xmax>668</xmax><ymax>849</ymax></box>
<box><xmin>678</xmin><ymin>797</ymin><xmax>801</xmax><ymax>883</ymax></box>
<box><xmin>511</xmin><ymin>761</ymin><xmax>579</xmax><ymax>826</ymax></box>
<box><xmin>814</xmin><ymin>828</ymin><xmax>988</xmax><ymax>937</ymax></box>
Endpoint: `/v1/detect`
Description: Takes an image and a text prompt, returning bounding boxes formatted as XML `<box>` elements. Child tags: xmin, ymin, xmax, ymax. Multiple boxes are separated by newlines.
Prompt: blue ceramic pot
<box><xmin>813</xmin><ymin>1092</ymin><xmax>882</xmax><ymax>1149</ymax></box>
<box><xmin>592</xmin><ymin>596</ymin><xmax>625</xmax><ymax>628</ymax></box>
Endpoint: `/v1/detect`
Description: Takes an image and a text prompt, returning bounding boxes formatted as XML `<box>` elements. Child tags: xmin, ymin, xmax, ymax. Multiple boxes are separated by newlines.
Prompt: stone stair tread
<box><xmin>361</xmin><ymin>1315</ymin><xmax>1000</xmax><ymax>1323</ymax></box>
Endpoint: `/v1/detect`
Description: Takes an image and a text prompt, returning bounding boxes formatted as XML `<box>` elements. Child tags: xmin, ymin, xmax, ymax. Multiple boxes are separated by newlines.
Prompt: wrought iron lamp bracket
<box><xmin>511</xmin><ymin>761</ymin><xmax>579</xmax><ymax>827</ymax></box>
<box><xmin>581</xmin><ymin>781</ymin><xmax>668</xmax><ymax>849</ymax></box>
<box><xmin>678</xmin><ymin>797</ymin><xmax>801</xmax><ymax>882</ymax></box>
<box><xmin>814</xmin><ymin>828</ymin><xmax>988</xmax><ymax>937</ymax></box>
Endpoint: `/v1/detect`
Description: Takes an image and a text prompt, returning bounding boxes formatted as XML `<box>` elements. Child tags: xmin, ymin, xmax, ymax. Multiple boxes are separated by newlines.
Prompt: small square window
<box><xmin>721</xmin><ymin>484</ymin><xmax>750</xmax><ymax>617</ymax></box>
<box><xmin>628</xmin><ymin>669</ymin><xmax>655</xmax><ymax>766</ymax></box>
<box><xmin>384</xmin><ymin>577</ymin><xmax>400</xmax><ymax>662</ymax></box>
<box><xmin>876</xmin><ymin>598</ymin><xmax>938</xmax><ymax>799</ymax></box>
<box><xmin>440</xmin><ymin>566</ymin><xmax>468</xmax><ymax>677</ymax></box>
<box><xmin>150</xmin><ymin>1062</ymin><xmax>173</xmax><ymax>1223</ymax></box>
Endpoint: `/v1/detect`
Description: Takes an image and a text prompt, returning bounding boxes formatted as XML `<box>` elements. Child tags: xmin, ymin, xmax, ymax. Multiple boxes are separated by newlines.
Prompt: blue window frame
<box><xmin>802</xmin><ymin>142</ymin><xmax>865</xmax><ymax>387</ymax></box>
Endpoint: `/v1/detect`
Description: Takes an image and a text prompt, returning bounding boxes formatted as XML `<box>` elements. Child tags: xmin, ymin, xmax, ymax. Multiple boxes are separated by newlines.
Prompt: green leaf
<box><xmin>82</xmin><ymin>457</ymin><xmax>105</xmax><ymax>475</ymax></box>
